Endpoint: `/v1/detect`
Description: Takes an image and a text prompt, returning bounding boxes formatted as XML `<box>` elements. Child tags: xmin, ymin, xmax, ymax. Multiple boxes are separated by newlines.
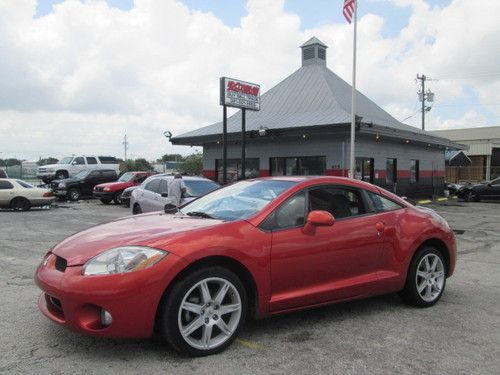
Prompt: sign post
<box><xmin>220</xmin><ymin>77</ymin><xmax>260</xmax><ymax>182</ymax></box>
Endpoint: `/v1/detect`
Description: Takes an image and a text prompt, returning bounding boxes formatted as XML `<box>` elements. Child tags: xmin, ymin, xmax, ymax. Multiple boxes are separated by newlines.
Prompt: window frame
<box><xmin>86</xmin><ymin>157</ymin><xmax>98</xmax><ymax>165</ymax></box>
<box><xmin>410</xmin><ymin>160</ymin><xmax>420</xmax><ymax>184</ymax></box>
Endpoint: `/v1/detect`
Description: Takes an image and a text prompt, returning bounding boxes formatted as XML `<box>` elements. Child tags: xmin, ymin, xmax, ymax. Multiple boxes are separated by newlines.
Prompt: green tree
<box><xmin>181</xmin><ymin>152</ymin><xmax>203</xmax><ymax>175</ymax></box>
<box><xmin>159</xmin><ymin>154</ymin><xmax>185</xmax><ymax>163</ymax></box>
<box><xmin>2</xmin><ymin>158</ymin><xmax>22</xmax><ymax>167</ymax></box>
<box><xmin>121</xmin><ymin>158</ymin><xmax>154</xmax><ymax>172</ymax></box>
<box><xmin>37</xmin><ymin>157</ymin><xmax>59</xmax><ymax>166</ymax></box>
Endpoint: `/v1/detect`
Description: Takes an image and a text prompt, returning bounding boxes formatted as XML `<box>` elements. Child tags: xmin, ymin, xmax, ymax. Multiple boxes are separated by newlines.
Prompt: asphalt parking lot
<box><xmin>1</xmin><ymin>200</ymin><xmax>499</xmax><ymax>374</ymax></box>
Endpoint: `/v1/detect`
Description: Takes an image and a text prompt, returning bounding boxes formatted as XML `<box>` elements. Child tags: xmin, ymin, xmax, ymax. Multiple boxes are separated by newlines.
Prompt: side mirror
<box><xmin>302</xmin><ymin>210</ymin><xmax>334</xmax><ymax>234</ymax></box>
<box><xmin>161</xmin><ymin>192</ymin><xmax>168</xmax><ymax>197</ymax></box>
<box><xmin>164</xmin><ymin>203</ymin><xmax>177</xmax><ymax>214</ymax></box>
<box><xmin>72</xmin><ymin>161</ymin><xmax>77</xmax><ymax>165</ymax></box>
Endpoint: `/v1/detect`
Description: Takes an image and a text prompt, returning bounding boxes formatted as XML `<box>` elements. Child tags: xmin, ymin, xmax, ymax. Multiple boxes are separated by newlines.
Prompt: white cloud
<box><xmin>0</xmin><ymin>0</ymin><xmax>498</xmax><ymax>161</ymax></box>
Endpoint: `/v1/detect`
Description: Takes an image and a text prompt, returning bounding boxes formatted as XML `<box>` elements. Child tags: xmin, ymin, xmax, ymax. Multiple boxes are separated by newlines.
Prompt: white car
<box><xmin>0</xmin><ymin>179</ymin><xmax>55</xmax><ymax>211</ymax></box>
<box><xmin>37</xmin><ymin>155</ymin><xmax>120</xmax><ymax>183</ymax></box>
<box><xmin>130</xmin><ymin>176</ymin><xmax>220</xmax><ymax>214</ymax></box>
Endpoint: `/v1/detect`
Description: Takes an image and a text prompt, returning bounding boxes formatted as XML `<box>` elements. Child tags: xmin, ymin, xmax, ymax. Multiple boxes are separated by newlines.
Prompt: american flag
<box><xmin>343</xmin><ymin>0</ymin><xmax>356</xmax><ymax>24</ymax></box>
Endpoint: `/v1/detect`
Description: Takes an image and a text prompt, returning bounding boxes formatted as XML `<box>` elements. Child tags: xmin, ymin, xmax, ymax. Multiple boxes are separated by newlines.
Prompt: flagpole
<box><xmin>349</xmin><ymin>1</ymin><xmax>357</xmax><ymax>179</ymax></box>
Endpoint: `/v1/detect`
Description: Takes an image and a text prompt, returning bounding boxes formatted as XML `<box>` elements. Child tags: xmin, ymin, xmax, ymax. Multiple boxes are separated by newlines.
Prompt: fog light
<box><xmin>101</xmin><ymin>309</ymin><xmax>112</xmax><ymax>327</ymax></box>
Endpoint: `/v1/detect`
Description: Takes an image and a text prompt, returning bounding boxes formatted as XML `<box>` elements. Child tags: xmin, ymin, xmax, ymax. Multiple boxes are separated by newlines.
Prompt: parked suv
<box><xmin>37</xmin><ymin>156</ymin><xmax>119</xmax><ymax>183</ymax></box>
<box><xmin>52</xmin><ymin>169</ymin><xmax>118</xmax><ymax>201</ymax></box>
<box><xmin>93</xmin><ymin>171</ymin><xmax>152</xmax><ymax>204</ymax></box>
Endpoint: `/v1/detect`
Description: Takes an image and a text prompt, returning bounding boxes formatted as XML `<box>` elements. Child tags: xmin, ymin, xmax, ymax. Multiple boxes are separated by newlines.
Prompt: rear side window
<box><xmin>86</xmin><ymin>157</ymin><xmax>97</xmax><ymax>165</ymax></box>
<box><xmin>309</xmin><ymin>187</ymin><xmax>366</xmax><ymax>219</ymax></box>
<box><xmin>98</xmin><ymin>156</ymin><xmax>118</xmax><ymax>164</ymax></box>
<box><xmin>135</xmin><ymin>174</ymin><xmax>148</xmax><ymax>183</ymax></box>
<box><xmin>16</xmin><ymin>180</ymin><xmax>33</xmax><ymax>188</ymax></box>
<box><xmin>368</xmin><ymin>192</ymin><xmax>403</xmax><ymax>212</ymax></box>
<box><xmin>145</xmin><ymin>179</ymin><xmax>161</xmax><ymax>193</ymax></box>
<box><xmin>0</xmin><ymin>181</ymin><xmax>14</xmax><ymax>189</ymax></box>
<box><xmin>102</xmin><ymin>170</ymin><xmax>117</xmax><ymax>178</ymax></box>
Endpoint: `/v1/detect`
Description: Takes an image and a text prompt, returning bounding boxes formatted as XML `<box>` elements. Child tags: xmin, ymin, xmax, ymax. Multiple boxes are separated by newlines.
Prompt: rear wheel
<box><xmin>68</xmin><ymin>188</ymin><xmax>80</xmax><ymax>201</ymax></box>
<box><xmin>113</xmin><ymin>191</ymin><xmax>123</xmax><ymax>204</ymax></box>
<box><xmin>11</xmin><ymin>197</ymin><xmax>31</xmax><ymax>211</ymax></box>
<box><xmin>465</xmin><ymin>190</ymin><xmax>479</xmax><ymax>202</ymax></box>
<box><xmin>399</xmin><ymin>247</ymin><xmax>446</xmax><ymax>307</ymax></box>
<box><xmin>159</xmin><ymin>266</ymin><xmax>247</xmax><ymax>356</ymax></box>
<box><xmin>132</xmin><ymin>204</ymin><xmax>142</xmax><ymax>215</ymax></box>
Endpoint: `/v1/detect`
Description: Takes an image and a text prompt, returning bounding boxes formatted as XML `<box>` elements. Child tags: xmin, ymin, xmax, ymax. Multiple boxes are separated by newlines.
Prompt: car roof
<box><xmin>148</xmin><ymin>175</ymin><xmax>216</xmax><ymax>182</ymax></box>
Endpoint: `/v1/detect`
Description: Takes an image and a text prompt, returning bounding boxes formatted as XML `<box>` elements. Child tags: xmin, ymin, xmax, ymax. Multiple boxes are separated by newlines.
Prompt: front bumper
<box><xmin>53</xmin><ymin>189</ymin><xmax>67</xmax><ymax>197</ymax></box>
<box><xmin>35</xmin><ymin>252</ymin><xmax>188</xmax><ymax>338</ymax></box>
<box><xmin>93</xmin><ymin>191</ymin><xmax>114</xmax><ymax>200</ymax></box>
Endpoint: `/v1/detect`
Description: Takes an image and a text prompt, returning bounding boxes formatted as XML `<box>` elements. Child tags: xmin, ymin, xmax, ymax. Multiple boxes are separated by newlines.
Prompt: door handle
<box><xmin>375</xmin><ymin>222</ymin><xmax>385</xmax><ymax>235</ymax></box>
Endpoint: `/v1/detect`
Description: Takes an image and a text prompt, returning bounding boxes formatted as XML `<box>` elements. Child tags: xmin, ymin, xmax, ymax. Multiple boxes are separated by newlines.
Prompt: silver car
<box><xmin>130</xmin><ymin>175</ymin><xmax>220</xmax><ymax>214</ymax></box>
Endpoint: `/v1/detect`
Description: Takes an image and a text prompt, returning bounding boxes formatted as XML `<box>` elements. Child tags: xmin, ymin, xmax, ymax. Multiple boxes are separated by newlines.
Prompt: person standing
<box><xmin>167</xmin><ymin>173</ymin><xmax>187</xmax><ymax>207</ymax></box>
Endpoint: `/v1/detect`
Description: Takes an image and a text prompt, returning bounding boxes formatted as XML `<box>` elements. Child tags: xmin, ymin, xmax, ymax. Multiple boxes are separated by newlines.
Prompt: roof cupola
<box><xmin>300</xmin><ymin>37</ymin><xmax>328</xmax><ymax>67</ymax></box>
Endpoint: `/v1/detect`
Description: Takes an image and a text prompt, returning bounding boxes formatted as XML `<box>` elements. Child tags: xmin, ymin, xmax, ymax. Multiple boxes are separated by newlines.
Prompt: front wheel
<box><xmin>113</xmin><ymin>191</ymin><xmax>123</xmax><ymax>204</ymax></box>
<box><xmin>132</xmin><ymin>204</ymin><xmax>142</xmax><ymax>215</ymax></box>
<box><xmin>465</xmin><ymin>190</ymin><xmax>479</xmax><ymax>202</ymax></box>
<box><xmin>159</xmin><ymin>267</ymin><xmax>247</xmax><ymax>356</ymax></box>
<box><xmin>67</xmin><ymin>188</ymin><xmax>80</xmax><ymax>201</ymax></box>
<box><xmin>399</xmin><ymin>247</ymin><xmax>447</xmax><ymax>307</ymax></box>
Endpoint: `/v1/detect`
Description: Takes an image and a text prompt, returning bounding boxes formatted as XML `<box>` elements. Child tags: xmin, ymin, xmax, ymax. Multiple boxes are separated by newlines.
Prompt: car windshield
<box><xmin>16</xmin><ymin>180</ymin><xmax>33</xmax><ymax>188</ymax></box>
<box><xmin>58</xmin><ymin>157</ymin><xmax>73</xmax><ymax>164</ymax></box>
<box><xmin>73</xmin><ymin>170</ymin><xmax>90</xmax><ymax>179</ymax></box>
<box><xmin>184</xmin><ymin>180</ymin><xmax>220</xmax><ymax>197</ymax></box>
<box><xmin>118</xmin><ymin>172</ymin><xmax>134</xmax><ymax>182</ymax></box>
<box><xmin>180</xmin><ymin>180</ymin><xmax>296</xmax><ymax>221</ymax></box>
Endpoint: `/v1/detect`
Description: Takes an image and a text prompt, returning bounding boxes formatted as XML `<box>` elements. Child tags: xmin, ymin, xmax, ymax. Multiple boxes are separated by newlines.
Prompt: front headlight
<box><xmin>58</xmin><ymin>182</ymin><xmax>66</xmax><ymax>188</ymax></box>
<box><xmin>103</xmin><ymin>187</ymin><xmax>111</xmax><ymax>192</ymax></box>
<box><xmin>82</xmin><ymin>246</ymin><xmax>168</xmax><ymax>276</ymax></box>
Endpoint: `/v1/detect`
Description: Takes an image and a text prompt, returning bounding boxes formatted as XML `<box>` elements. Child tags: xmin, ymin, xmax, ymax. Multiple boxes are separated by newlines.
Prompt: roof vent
<box><xmin>300</xmin><ymin>37</ymin><xmax>328</xmax><ymax>67</ymax></box>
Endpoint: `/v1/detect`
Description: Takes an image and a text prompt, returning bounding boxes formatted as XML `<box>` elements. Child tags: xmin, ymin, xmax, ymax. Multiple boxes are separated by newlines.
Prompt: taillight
<box><xmin>43</xmin><ymin>192</ymin><xmax>53</xmax><ymax>197</ymax></box>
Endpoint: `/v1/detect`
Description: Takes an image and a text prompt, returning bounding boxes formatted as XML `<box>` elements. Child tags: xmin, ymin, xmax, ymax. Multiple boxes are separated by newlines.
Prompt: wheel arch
<box><xmin>414</xmin><ymin>238</ymin><xmax>451</xmax><ymax>275</ymax></box>
<box><xmin>10</xmin><ymin>196</ymin><xmax>30</xmax><ymax>207</ymax></box>
<box><xmin>154</xmin><ymin>255</ymin><xmax>260</xmax><ymax>331</ymax></box>
<box><xmin>55</xmin><ymin>169</ymin><xmax>69</xmax><ymax>177</ymax></box>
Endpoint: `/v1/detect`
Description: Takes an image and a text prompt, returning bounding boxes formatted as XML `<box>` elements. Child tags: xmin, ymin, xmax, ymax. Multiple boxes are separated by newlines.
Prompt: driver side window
<box><xmin>269</xmin><ymin>191</ymin><xmax>306</xmax><ymax>230</ymax></box>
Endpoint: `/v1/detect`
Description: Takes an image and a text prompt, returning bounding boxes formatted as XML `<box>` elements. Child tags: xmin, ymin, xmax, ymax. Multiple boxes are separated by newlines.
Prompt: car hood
<box><xmin>51</xmin><ymin>212</ymin><xmax>225</xmax><ymax>266</ymax></box>
<box><xmin>52</xmin><ymin>177</ymin><xmax>78</xmax><ymax>185</ymax></box>
<box><xmin>95</xmin><ymin>181</ymin><xmax>134</xmax><ymax>190</ymax></box>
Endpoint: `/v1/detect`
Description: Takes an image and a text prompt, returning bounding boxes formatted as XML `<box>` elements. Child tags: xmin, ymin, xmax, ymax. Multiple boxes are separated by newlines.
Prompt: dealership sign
<box><xmin>220</xmin><ymin>77</ymin><xmax>260</xmax><ymax>111</ymax></box>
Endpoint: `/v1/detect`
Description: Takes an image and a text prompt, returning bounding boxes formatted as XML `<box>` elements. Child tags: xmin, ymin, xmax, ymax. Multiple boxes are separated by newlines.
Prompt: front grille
<box><xmin>45</xmin><ymin>294</ymin><xmax>65</xmax><ymax>320</ymax></box>
<box><xmin>55</xmin><ymin>256</ymin><xmax>67</xmax><ymax>272</ymax></box>
<box><xmin>38</xmin><ymin>168</ymin><xmax>47</xmax><ymax>173</ymax></box>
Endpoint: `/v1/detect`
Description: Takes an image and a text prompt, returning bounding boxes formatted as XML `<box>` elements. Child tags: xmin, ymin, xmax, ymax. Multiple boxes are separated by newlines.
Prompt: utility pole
<box><xmin>122</xmin><ymin>134</ymin><xmax>129</xmax><ymax>161</ymax></box>
<box><xmin>416</xmin><ymin>74</ymin><xmax>434</xmax><ymax>130</ymax></box>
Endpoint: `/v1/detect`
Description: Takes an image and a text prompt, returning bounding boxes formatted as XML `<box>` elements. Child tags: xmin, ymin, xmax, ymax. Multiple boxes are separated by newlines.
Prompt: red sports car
<box><xmin>35</xmin><ymin>177</ymin><xmax>456</xmax><ymax>356</ymax></box>
<box><xmin>93</xmin><ymin>171</ymin><xmax>152</xmax><ymax>204</ymax></box>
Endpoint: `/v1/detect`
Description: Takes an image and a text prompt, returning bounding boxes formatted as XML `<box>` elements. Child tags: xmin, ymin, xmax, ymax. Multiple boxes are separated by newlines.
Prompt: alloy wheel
<box><xmin>415</xmin><ymin>253</ymin><xmax>445</xmax><ymax>303</ymax></box>
<box><xmin>177</xmin><ymin>277</ymin><xmax>242</xmax><ymax>351</ymax></box>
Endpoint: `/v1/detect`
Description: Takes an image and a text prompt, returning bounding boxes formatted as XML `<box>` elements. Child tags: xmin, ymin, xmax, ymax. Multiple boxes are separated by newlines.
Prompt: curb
<box><xmin>416</xmin><ymin>196</ymin><xmax>458</xmax><ymax>205</ymax></box>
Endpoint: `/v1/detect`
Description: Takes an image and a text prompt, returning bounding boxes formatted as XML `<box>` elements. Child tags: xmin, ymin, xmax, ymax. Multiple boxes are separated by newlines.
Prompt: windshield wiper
<box><xmin>186</xmin><ymin>211</ymin><xmax>215</xmax><ymax>219</ymax></box>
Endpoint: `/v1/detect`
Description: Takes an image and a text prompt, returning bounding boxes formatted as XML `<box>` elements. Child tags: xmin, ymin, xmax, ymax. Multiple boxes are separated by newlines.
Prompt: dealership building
<box><xmin>172</xmin><ymin>37</ymin><xmax>459</xmax><ymax>197</ymax></box>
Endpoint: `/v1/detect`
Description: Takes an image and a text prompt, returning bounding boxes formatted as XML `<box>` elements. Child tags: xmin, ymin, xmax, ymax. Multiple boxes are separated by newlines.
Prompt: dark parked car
<box><xmin>0</xmin><ymin>168</ymin><xmax>7</xmax><ymax>178</ymax></box>
<box><xmin>52</xmin><ymin>169</ymin><xmax>118</xmax><ymax>201</ymax></box>
<box><xmin>457</xmin><ymin>177</ymin><xmax>500</xmax><ymax>201</ymax></box>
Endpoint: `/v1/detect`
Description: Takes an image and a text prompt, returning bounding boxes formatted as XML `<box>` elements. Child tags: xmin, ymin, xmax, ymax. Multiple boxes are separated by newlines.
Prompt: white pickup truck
<box><xmin>37</xmin><ymin>155</ymin><xmax>120</xmax><ymax>183</ymax></box>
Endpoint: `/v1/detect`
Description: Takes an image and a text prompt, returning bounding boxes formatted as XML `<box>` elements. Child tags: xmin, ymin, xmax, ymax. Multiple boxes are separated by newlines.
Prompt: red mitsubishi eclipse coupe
<box><xmin>35</xmin><ymin>177</ymin><xmax>456</xmax><ymax>356</ymax></box>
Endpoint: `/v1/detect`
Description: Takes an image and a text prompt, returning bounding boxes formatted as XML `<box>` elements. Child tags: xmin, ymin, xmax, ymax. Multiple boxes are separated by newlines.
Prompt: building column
<box><xmin>486</xmin><ymin>154</ymin><xmax>491</xmax><ymax>180</ymax></box>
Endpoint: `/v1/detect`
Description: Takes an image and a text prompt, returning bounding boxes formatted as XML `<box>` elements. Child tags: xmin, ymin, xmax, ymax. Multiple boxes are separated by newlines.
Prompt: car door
<box><xmin>268</xmin><ymin>185</ymin><xmax>384</xmax><ymax>312</ymax></box>
<box><xmin>82</xmin><ymin>171</ymin><xmax>101</xmax><ymax>196</ymax></box>
<box><xmin>0</xmin><ymin>180</ymin><xmax>16</xmax><ymax>206</ymax></box>
<box><xmin>72</xmin><ymin>156</ymin><xmax>86</xmax><ymax>174</ymax></box>
<box><xmin>151</xmin><ymin>178</ymin><xmax>169</xmax><ymax>211</ymax></box>
<box><xmin>140</xmin><ymin>179</ymin><xmax>161</xmax><ymax>212</ymax></box>
<box><xmin>483</xmin><ymin>177</ymin><xmax>500</xmax><ymax>198</ymax></box>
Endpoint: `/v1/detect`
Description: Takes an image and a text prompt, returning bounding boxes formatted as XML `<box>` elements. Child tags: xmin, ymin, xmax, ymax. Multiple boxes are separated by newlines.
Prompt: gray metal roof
<box><xmin>173</xmin><ymin>39</ymin><xmax>450</xmax><ymax>146</ymax></box>
<box><xmin>300</xmin><ymin>37</ymin><xmax>328</xmax><ymax>48</ymax></box>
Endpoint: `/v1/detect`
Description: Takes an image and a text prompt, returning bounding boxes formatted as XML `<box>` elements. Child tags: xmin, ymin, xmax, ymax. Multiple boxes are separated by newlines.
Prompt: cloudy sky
<box><xmin>0</xmin><ymin>0</ymin><xmax>498</xmax><ymax>161</ymax></box>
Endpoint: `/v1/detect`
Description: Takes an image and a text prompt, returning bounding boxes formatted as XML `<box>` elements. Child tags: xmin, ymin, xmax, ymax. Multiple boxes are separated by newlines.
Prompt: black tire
<box><xmin>132</xmin><ymin>204</ymin><xmax>142</xmax><ymax>215</ymax></box>
<box><xmin>465</xmin><ymin>190</ymin><xmax>479</xmax><ymax>202</ymax></box>
<box><xmin>158</xmin><ymin>266</ymin><xmax>247</xmax><ymax>357</ymax></box>
<box><xmin>100</xmin><ymin>198</ymin><xmax>112</xmax><ymax>205</ymax></box>
<box><xmin>55</xmin><ymin>171</ymin><xmax>68</xmax><ymax>180</ymax></box>
<box><xmin>113</xmin><ymin>191</ymin><xmax>123</xmax><ymax>204</ymax></box>
<box><xmin>67</xmin><ymin>188</ymin><xmax>81</xmax><ymax>201</ymax></box>
<box><xmin>10</xmin><ymin>197</ymin><xmax>31</xmax><ymax>211</ymax></box>
<box><xmin>399</xmin><ymin>246</ymin><xmax>447</xmax><ymax>307</ymax></box>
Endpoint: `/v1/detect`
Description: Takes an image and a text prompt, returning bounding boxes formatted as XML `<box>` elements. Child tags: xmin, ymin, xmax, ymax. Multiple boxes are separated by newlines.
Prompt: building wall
<box><xmin>202</xmin><ymin>133</ymin><xmax>445</xmax><ymax>198</ymax></box>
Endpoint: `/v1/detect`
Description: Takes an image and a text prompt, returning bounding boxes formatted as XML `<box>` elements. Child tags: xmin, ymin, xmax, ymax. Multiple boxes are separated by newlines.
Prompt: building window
<box><xmin>355</xmin><ymin>158</ymin><xmax>374</xmax><ymax>183</ymax></box>
<box><xmin>410</xmin><ymin>160</ymin><xmax>419</xmax><ymax>183</ymax></box>
<box><xmin>270</xmin><ymin>156</ymin><xmax>326</xmax><ymax>176</ymax></box>
<box><xmin>386</xmin><ymin>158</ymin><xmax>397</xmax><ymax>184</ymax></box>
<box><xmin>215</xmin><ymin>158</ymin><xmax>260</xmax><ymax>183</ymax></box>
